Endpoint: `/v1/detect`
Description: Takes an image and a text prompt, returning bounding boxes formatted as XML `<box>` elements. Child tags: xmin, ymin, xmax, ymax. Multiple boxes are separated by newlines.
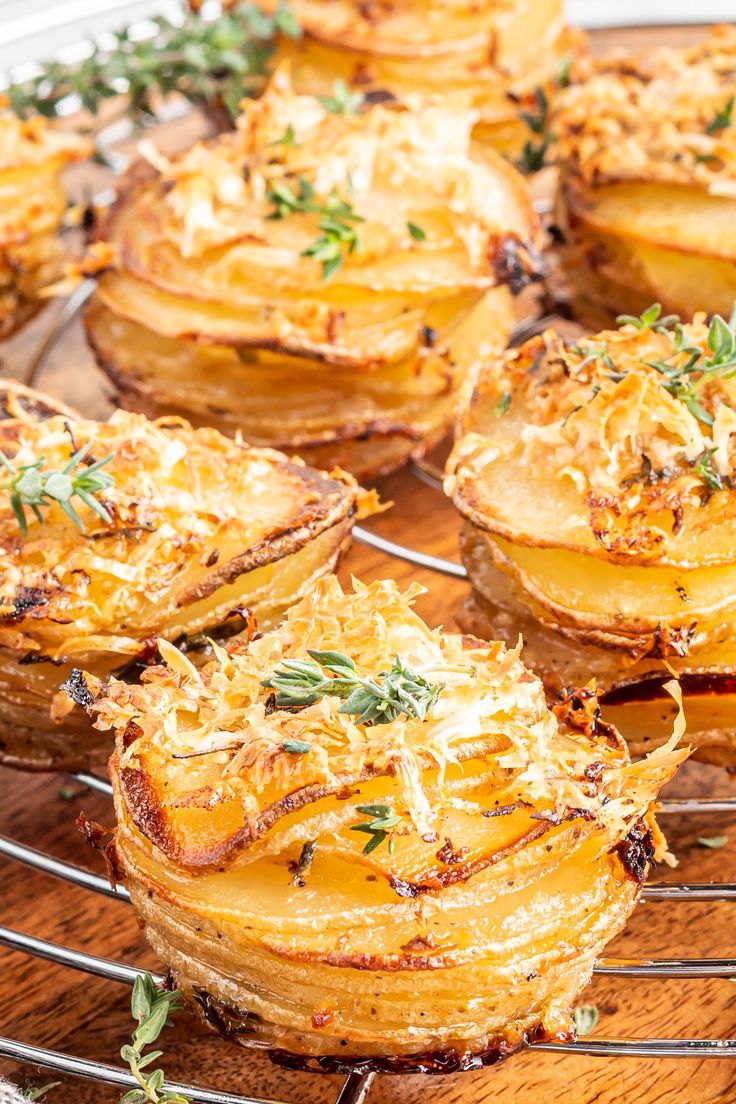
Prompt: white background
<box><xmin>0</xmin><ymin>0</ymin><xmax>733</xmax><ymax>77</ymax></box>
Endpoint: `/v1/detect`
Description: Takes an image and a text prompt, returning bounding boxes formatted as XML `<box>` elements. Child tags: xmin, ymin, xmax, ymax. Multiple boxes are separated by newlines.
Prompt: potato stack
<box><xmin>555</xmin><ymin>25</ymin><xmax>736</xmax><ymax>325</ymax></box>
<box><xmin>85</xmin><ymin>67</ymin><xmax>539</xmax><ymax>480</ymax></box>
<box><xmin>82</xmin><ymin>577</ymin><xmax>683</xmax><ymax>1071</ymax></box>
<box><xmin>266</xmin><ymin>0</ymin><xmax>577</xmax><ymax>159</ymax></box>
<box><xmin>447</xmin><ymin>308</ymin><xmax>736</xmax><ymax>765</ymax></box>
<box><xmin>0</xmin><ymin>379</ymin><xmax>358</xmax><ymax>771</ymax></box>
<box><xmin>0</xmin><ymin>111</ymin><xmax>90</xmax><ymax>339</ymax></box>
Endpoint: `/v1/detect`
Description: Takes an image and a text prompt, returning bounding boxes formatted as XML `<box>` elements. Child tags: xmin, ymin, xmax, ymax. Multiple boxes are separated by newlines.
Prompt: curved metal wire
<box><xmin>352</xmin><ymin>525</ymin><xmax>467</xmax><ymax>579</ymax></box>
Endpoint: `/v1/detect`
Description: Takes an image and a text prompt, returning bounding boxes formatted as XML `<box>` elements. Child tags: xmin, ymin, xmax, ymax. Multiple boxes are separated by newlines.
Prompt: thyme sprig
<box><xmin>616</xmin><ymin>302</ymin><xmax>679</xmax><ymax>334</ymax></box>
<box><xmin>5</xmin><ymin>2</ymin><xmax>299</xmax><ymax>127</ymax></box>
<box><xmin>705</xmin><ymin>94</ymin><xmax>735</xmax><ymax>135</ymax></box>
<box><xmin>694</xmin><ymin>447</ymin><xmax>724</xmax><ymax>491</ymax></box>
<box><xmin>319</xmin><ymin>79</ymin><xmax>365</xmax><ymax>115</ymax></box>
<box><xmin>263</xmin><ymin>649</ymin><xmax>442</xmax><ymax>725</ymax></box>
<box><xmin>518</xmin><ymin>86</ymin><xmax>551</xmax><ymax>174</ymax></box>
<box><xmin>120</xmin><ymin>973</ymin><xmax>188</xmax><ymax>1104</ymax></box>
<box><xmin>0</xmin><ymin>447</ymin><xmax>115</xmax><ymax>536</ymax></box>
<box><xmin>267</xmin><ymin>176</ymin><xmax>364</xmax><ymax>279</ymax></box>
<box><xmin>644</xmin><ymin>306</ymin><xmax>736</xmax><ymax>426</ymax></box>
<box><xmin>351</xmin><ymin>803</ymin><xmax>402</xmax><ymax>854</ymax></box>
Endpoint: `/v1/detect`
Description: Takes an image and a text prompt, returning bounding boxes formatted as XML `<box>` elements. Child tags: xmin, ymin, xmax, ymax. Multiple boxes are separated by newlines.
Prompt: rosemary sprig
<box><xmin>120</xmin><ymin>973</ymin><xmax>188</xmax><ymax>1104</ymax></box>
<box><xmin>262</xmin><ymin>649</ymin><xmax>442</xmax><ymax>725</ymax></box>
<box><xmin>319</xmin><ymin>79</ymin><xmax>365</xmax><ymax>115</ymax></box>
<box><xmin>351</xmin><ymin>803</ymin><xmax>402</xmax><ymax>854</ymax></box>
<box><xmin>6</xmin><ymin>2</ymin><xmax>300</xmax><ymax>127</ymax></box>
<box><xmin>0</xmin><ymin>447</ymin><xmax>115</xmax><ymax>536</ymax></box>
<box><xmin>266</xmin><ymin>176</ymin><xmax>364</xmax><ymax>279</ymax></box>
<box><xmin>705</xmin><ymin>94</ymin><xmax>735</xmax><ymax>135</ymax></box>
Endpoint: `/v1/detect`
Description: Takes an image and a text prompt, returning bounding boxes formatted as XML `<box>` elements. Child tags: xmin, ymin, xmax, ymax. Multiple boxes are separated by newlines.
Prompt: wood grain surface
<box><xmin>1</xmin><ymin>21</ymin><xmax>735</xmax><ymax>1104</ymax></box>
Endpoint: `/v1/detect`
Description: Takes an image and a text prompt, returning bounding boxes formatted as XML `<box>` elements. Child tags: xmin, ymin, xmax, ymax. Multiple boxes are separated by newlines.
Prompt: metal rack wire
<box><xmin>2</xmin><ymin>25</ymin><xmax>736</xmax><ymax>1099</ymax></box>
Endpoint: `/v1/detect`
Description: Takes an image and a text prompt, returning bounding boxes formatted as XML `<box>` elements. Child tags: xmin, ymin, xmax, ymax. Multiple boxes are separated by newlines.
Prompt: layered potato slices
<box><xmin>555</xmin><ymin>26</ymin><xmax>736</xmax><ymax>325</ymax></box>
<box><xmin>447</xmin><ymin>307</ymin><xmax>736</xmax><ymax>764</ymax></box>
<box><xmin>0</xmin><ymin>379</ymin><xmax>357</xmax><ymax>771</ymax></box>
<box><xmin>265</xmin><ymin>0</ymin><xmax>578</xmax><ymax>159</ymax></box>
<box><xmin>82</xmin><ymin>577</ymin><xmax>684</xmax><ymax>1071</ymax></box>
<box><xmin>85</xmin><ymin>67</ymin><xmax>539</xmax><ymax>480</ymax></box>
<box><xmin>0</xmin><ymin>111</ymin><xmax>90</xmax><ymax>339</ymax></box>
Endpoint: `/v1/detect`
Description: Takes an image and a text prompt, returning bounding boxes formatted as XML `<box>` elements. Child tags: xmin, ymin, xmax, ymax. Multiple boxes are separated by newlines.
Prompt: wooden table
<box><xmin>1</xmin><ymin>21</ymin><xmax>735</xmax><ymax>1104</ymax></box>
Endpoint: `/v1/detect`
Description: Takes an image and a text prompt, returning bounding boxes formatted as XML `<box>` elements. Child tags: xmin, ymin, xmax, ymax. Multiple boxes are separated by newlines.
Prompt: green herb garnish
<box><xmin>698</xmin><ymin>834</ymin><xmax>728</xmax><ymax>849</ymax></box>
<box><xmin>6</xmin><ymin>3</ymin><xmax>300</xmax><ymax>129</ymax></box>
<box><xmin>282</xmin><ymin>737</ymin><xmax>312</xmax><ymax>754</ymax></box>
<box><xmin>351</xmin><ymin>803</ymin><xmax>402</xmax><ymax>854</ymax></box>
<box><xmin>694</xmin><ymin>447</ymin><xmax>724</xmax><ymax>492</ymax></box>
<box><xmin>518</xmin><ymin>86</ymin><xmax>551</xmax><ymax>174</ymax></box>
<box><xmin>616</xmin><ymin>303</ymin><xmax>680</xmax><ymax>334</ymax></box>
<box><xmin>644</xmin><ymin>306</ymin><xmax>736</xmax><ymax>426</ymax></box>
<box><xmin>263</xmin><ymin>649</ymin><xmax>442</xmax><ymax>725</ymax></box>
<box><xmin>267</xmin><ymin>176</ymin><xmax>364</xmax><ymax>279</ymax></box>
<box><xmin>120</xmin><ymin>973</ymin><xmax>188</xmax><ymax>1104</ymax></box>
<box><xmin>407</xmin><ymin>221</ymin><xmax>427</xmax><ymax>242</ymax></box>
<box><xmin>0</xmin><ymin>447</ymin><xmax>115</xmax><ymax>536</ymax></box>
<box><xmin>495</xmin><ymin>392</ymin><xmax>512</xmax><ymax>417</ymax></box>
<box><xmin>26</xmin><ymin>1084</ymin><xmax>61</xmax><ymax>1101</ymax></box>
<box><xmin>572</xmin><ymin>1005</ymin><xmax>599</xmax><ymax>1035</ymax></box>
<box><xmin>705</xmin><ymin>94</ymin><xmax>735</xmax><ymax>135</ymax></box>
<box><xmin>319</xmin><ymin>79</ymin><xmax>365</xmax><ymax>115</ymax></box>
<box><xmin>271</xmin><ymin>123</ymin><xmax>297</xmax><ymax>148</ymax></box>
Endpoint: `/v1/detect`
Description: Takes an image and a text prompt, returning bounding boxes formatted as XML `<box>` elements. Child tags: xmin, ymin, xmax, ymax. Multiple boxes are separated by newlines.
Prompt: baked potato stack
<box><xmin>0</xmin><ymin>379</ymin><xmax>358</xmax><ymax>771</ymax></box>
<box><xmin>0</xmin><ymin>111</ymin><xmax>90</xmax><ymax>339</ymax></box>
<box><xmin>85</xmin><ymin>68</ymin><xmax>539</xmax><ymax>480</ymax></box>
<box><xmin>447</xmin><ymin>307</ymin><xmax>736</xmax><ymax>764</ymax></box>
<box><xmin>81</xmin><ymin>576</ymin><xmax>684</xmax><ymax>1071</ymax></box>
<box><xmin>265</xmin><ymin>0</ymin><xmax>577</xmax><ymax>159</ymax></box>
<box><xmin>555</xmin><ymin>25</ymin><xmax>736</xmax><ymax>326</ymax></box>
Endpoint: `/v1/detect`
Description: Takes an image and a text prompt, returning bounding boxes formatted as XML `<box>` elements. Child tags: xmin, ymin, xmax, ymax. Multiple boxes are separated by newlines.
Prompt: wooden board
<box><xmin>1</xmin><ymin>21</ymin><xmax>735</xmax><ymax>1104</ymax></box>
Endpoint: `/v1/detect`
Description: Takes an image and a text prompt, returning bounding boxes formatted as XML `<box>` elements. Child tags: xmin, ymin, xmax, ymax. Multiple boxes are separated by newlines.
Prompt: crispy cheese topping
<box><xmin>122</xmin><ymin>65</ymin><xmax>533</xmax><ymax>277</ymax></box>
<box><xmin>0</xmin><ymin>109</ymin><xmax>90</xmax><ymax>173</ymax></box>
<box><xmin>89</xmin><ymin>576</ymin><xmax>685</xmax><ymax>850</ymax></box>
<box><xmin>0</xmin><ymin>380</ymin><xmax>355</xmax><ymax>657</ymax></box>
<box><xmin>557</xmin><ymin>25</ymin><xmax>736</xmax><ymax>192</ymax></box>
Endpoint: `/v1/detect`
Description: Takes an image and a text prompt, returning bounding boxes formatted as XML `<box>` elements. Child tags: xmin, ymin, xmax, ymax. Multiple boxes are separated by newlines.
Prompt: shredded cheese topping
<box><xmin>0</xmin><ymin>380</ymin><xmax>355</xmax><ymax>656</ymax></box>
<box><xmin>557</xmin><ymin>25</ymin><xmax>736</xmax><ymax>191</ymax></box>
<box><xmin>92</xmin><ymin>576</ymin><xmax>685</xmax><ymax>850</ymax></box>
<box><xmin>116</xmin><ymin>65</ymin><xmax>532</xmax><ymax>276</ymax></box>
<box><xmin>0</xmin><ymin>110</ymin><xmax>90</xmax><ymax>173</ymax></box>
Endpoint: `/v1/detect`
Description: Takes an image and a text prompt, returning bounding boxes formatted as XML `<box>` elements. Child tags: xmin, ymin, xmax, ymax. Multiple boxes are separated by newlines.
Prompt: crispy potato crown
<box><xmin>557</xmin><ymin>25</ymin><xmax>736</xmax><ymax>191</ymax></box>
<box><xmin>90</xmin><ymin>576</ymin><xmax>684</xmax><ymax>874</ymax></box>
<box><xmin>98</xmin><ymin>65</ymin><xmax>536</xmax><ymax>295</ymax></box>
<box><xmin>0</xmin><ymin>380</ymin><xmax>356</xmax><ymax>659</ymax></box>
<box><xmin>447</xmin><ymin>312</ymin><xmax>736</xmax><ymax>567</ymax></box>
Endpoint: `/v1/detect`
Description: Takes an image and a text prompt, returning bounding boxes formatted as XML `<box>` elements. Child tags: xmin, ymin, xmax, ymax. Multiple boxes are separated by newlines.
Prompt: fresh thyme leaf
<box><xmin>266</xmin><ymin>177</ymin><xmax>365</xmax><ymax>279</ymax></box>
<box><xmin>557</xmin><ymin>55</ymin><xmax>572</xmax><ymax>89</ymax></box>
<box><xmin>319</xmin><ymin>79</ymin><xmax>365</xmax><ymax>115</ymax></box>
<box><xmin>407</xmin><ymin>221</ymin><xmax>427</xmax><ymax>242</ymax></box>
<box><xmin>518</xmin><ymin>86</ymin><xmax>551</xmax><ymax>174</ymax></box>
<box><xmin>572</xmin><ymin>1005</ymin><xmax>599</xmax><ymax>1034</ymax></box>
<box><xmin>494</xmin><ymin>392</ymin><xmax>512</xmax><ymax>417</ymax></box>
<box><xmin>697</xmin><ymin>834</ymin><xmax>728</xmax><ymax>849</ymax></box>
<box><xmin>282</xmin><ymin>737</ymin><xmax>312</xmax><ymax>754</ymax></box>
<box><xmin>121</xmin><ymin>973</ymin><xmax>188</xmax><ymax>1104</ymax></box>
<box><xmin>263</xmin><ymin>650</ymin><xmax>442</xmax><ymax>725</ymax></box>
<box><xmin>643</xmin><ymin>306</ymin><xmax>736</xmax><ymax>426</ymax></box>
<box><xmin>694</xmin><ymin>448</ymin><xmax>724</xmax><ymax>492</ymax></box>
<box><xmin>351</xmin><ymin>803</ymin><xmax>402</xmax><ymax>854</ymax></box>
<box><xmin>26</xmin><ymin>1084</ymin><xmax>61</xmax><ymax>1102</ymax></box>
<box><xmin>0</xmin><ymin>447</ymin><xmax>115</xmax><ymax>536</ymax></box>
<box><xmin>271</xmin><ymin>123</ymin><xmax>296</xmax><ymax>148</ymax></box>
<box><xmin>6</xmin><ymin>3</ymin><xmax>300</xmax><ymax>129</ymax></box>
<box><xmin>705</xmin><ymin>94</ymin><xmax>735</xmax><ymax>135</ymax></box>
<box><xmin>616</xmin><ymin>303</ymin><xmax>680</xmax><ymax>333</ymax></box>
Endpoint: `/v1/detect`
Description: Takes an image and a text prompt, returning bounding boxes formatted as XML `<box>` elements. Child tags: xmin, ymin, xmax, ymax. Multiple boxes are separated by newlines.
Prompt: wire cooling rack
<box><xmin>3</xmin><ymin>18</ymin><xmax>736</xmax><ymax>1099</ymax></box>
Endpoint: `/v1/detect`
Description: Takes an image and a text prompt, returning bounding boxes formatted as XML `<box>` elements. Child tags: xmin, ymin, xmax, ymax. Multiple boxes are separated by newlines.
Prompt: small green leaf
<box><xmin>494</xmin><ymin>392</ymin><xmax>511</xmax><ymax>417</ymax></box>
<box><xmin>26</xmin><ymin>1084</ymin><xmax>61</xmax><ymax>1102</ymax></box>
<box><xmin>697</xmin><ymin>835</ymin><xmax>728</xmax><ymax>849</ymax></box>
<box><xmin>572</xmin><ymin>1005</ymin><xmax>599</xmax><ymax>1034</ymax></box>
<box><xmin>282</xmin><ymin>738</ymin><xmax>312</xmax><ymax>754</ymax></box>
<box><xmin>407</xmin><ymin>221</ymin><xmax>426</xmax><ymax>242</ymax></box>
